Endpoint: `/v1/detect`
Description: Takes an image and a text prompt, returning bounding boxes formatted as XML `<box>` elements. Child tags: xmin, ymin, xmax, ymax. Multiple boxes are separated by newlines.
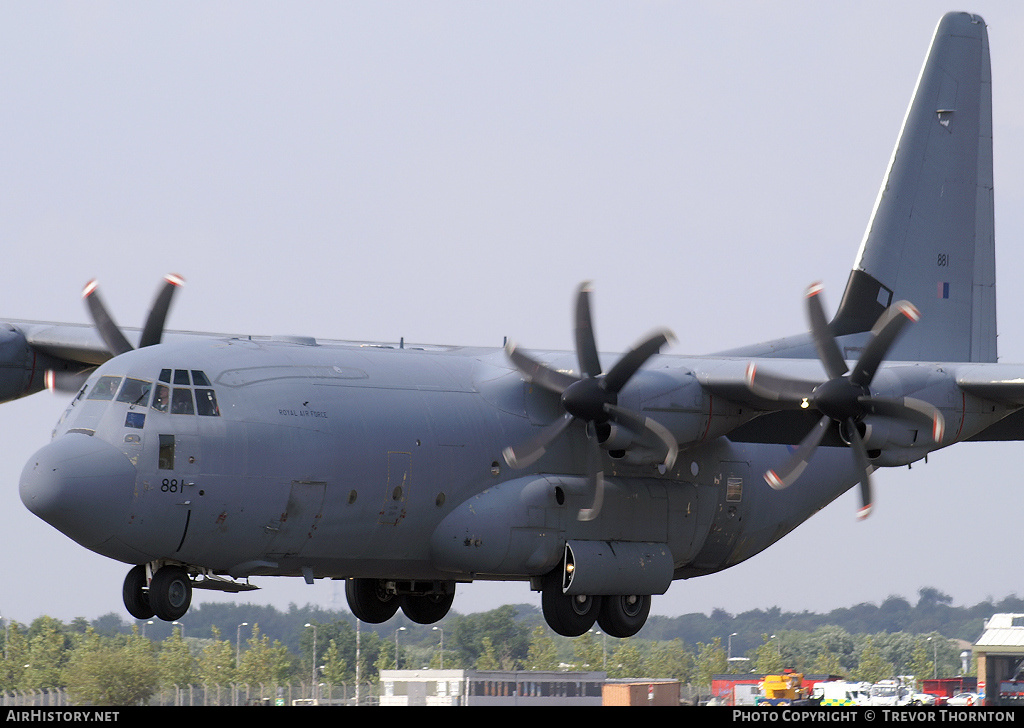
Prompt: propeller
<box><xmin>748</xmin><ymin>283</ymin><xmax>944</xmax><ymax>520</ymax></box>
<box><xmin>503</xmin><ymin>282</ymin><xmax>678</xmax><ymax>521</ymax></box>
<box><xmin>82</xmin><ymin>273</ymin><xmax>185</xmax><ymax>356</ymax></box>
<box><xmin>45</xmin><ymin>274</ymin><xmax>185</xmax><ymax>392</ymax></box>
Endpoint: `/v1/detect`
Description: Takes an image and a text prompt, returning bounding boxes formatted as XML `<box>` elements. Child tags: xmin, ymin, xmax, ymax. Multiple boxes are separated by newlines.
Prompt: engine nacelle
<box><xmin>561</xmin><ymin>540</ymin><xmax>674</xmax><ymax>596</ymax></box>
<box><xmin>0</xmin><ymin>325</ymin><xmax>39</xmax><ymax>403</ymax></box>
<box><xmin>842</xmin><ymin>416</ymin><xmax>933</xmax><ymax>466</ymax></box>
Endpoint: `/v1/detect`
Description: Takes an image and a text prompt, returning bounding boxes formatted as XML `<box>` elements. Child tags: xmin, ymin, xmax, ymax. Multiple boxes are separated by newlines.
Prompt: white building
<box><xmin>379</xmin><ymin>669</ymin><xmax>606</xmax><ymax>706</ymax></box>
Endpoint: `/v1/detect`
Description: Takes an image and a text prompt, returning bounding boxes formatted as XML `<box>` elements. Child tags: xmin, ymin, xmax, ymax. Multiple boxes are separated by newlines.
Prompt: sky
<box><xmin>3</xmin><ymin>1</ymin><xmax>1024</xmax><ymax>628</ymax></box>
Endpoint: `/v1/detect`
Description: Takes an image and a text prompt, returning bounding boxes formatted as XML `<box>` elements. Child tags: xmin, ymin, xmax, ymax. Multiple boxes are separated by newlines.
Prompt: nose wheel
<box><xmin>123</xmin><ymin>564</ymin><xmax>193</xmax><ymax>622</ymax></box>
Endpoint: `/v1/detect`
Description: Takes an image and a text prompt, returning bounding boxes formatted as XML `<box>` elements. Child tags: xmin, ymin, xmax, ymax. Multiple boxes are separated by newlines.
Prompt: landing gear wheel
<box><xmin>541</xmin><ymin>569</ymin><xmax>602</xmax><ymax>637</ymax></box>
<box><xmin>597</xmin><ymin>594</ymin><xmax>651</xmax><ymax>638</ymax></box>
<box><xmin>122</xmin><ymin>565</ymin><xmax>154</xmax><ymax>620</ymax></box>
<box><xmin>149</xmin><ymin>565</ymin><xmax>192</xmax><ymax>621</ymax></box>
<box><xmin>400</xmin><ymin>592</ymin><xmax>455</xmax><ymax>625</ymax></box>
<box><xmin>346</xmin><ymin>578</ymin><xmax>400</xmax><ymax>623</ymax></box>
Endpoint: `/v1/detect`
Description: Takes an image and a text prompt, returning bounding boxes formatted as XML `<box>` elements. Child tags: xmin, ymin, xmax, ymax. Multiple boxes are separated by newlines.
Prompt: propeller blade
<box><xmin>844</xmin><ymin>418</ymin><xmax>874</xmax><ymax>519</ymax></box>
<box><xmin>505</xmin><ymin>342</ymin><xmax>578</xmax><ymax>395</ymax></box>
<box><xmin>45</xmin><ymin>369</ymin><xmax>92</xmax><ymax>394</ymax></box>
<box><xmin>744</xmin><ymin>362</ymin><xmax>820</xmax><ymax>405</ymax></box>
<box><xmin>502</xmin><ymin>411</ymin><xmax>575</xmax><ymax>469</ymax></box>
<box><xmin>139</xmin><ymin>274</ymin><xmax>185</xmax><ymax>348</ymax></box>
<box><xmin>603</xmin><ymin>328</ymin><xmax>674</xmax><ymax>395</ymax></box>
<box><xmin>577</xmin><ymin>431</ymin><xmax>605</xmax><ymax>521</ymax></box>
<box><xmin>574</xmin><ymin>282</ymin><xmax>602</xmax><ymax>379</ymax></box>
<box><xmin>764</xmin><ymin>414</ymin><xmax>831</xmax><ymax>489</ymax></box>
<box><xmin>858</xmin><ymin>395</ymin><xmax>946</xmax><ymax>443</ymax></box>
<box><xmin>849</xmin><ymin>300</ymin><xmax>919</xmax><ymax>387</ymax></box>
<box><xmin>82</xmin><ymin>280</ymin><xmax>134</xmax><ymax>356</ymax></box>
<box><xmin>604</xmin><ymin>403</ymin><xmax>679</xmax><ymax>471</ymax></box>
<box><xmin>806</xmin><ymin>283</ymin><xmax>849</xmax><ymax>380</ymax></box>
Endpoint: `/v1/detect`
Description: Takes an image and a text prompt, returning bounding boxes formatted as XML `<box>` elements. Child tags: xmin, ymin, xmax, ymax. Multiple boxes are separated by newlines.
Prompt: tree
<box><xmin>751</xmin><ymin>634</ymin><xmax>785</xmax><ymax>674</ymax></box>
<box><xmin>64</xmin><ymin>628</ymin><xmax>158</xmax><ymax>705</ymax></box>
<box><xmin>237</xmin><ymin>624</ymin><xmax>292</xmax><ymax>687</ymax></box>
<box><xmin>526</xmin><ymin>626</ymin><xmax>559</xmax><ymax>671</ymax></box>
<box><xmin>608</xmin><ymin>641</ymin><xmax>644</xmax><ymax>678</ymax></box>
<box><xmin>0</xmin><ymin>621</ymin><xmax>28</xmax><ymax>691</ymax></box>
<box><xmin>905</xmin><ymin>642</ymin><xmax>934</xmax><ymax>688</ymax></box>
<box><xmin>854</xmin><ymin>636</ymin><xmax>893</xmax><ymax>684</ymax></box>
<box><xmin>375</xmin><ymin>638</ymin><xmax>397</xmax><ymax>672</ymax></box>
<box><xmin>694</xmin><ymin>637</ymin><xmax>727</xmax><ymax>686</ymax></box>
<box><xmin>24</xmin><ymin>616</ymin><xmax>69</xmax><ymax>689</ymax></box>
<box><xmin>476</xmin><ymin>637</ymin><xmax>500</xmax><ymax>670</ymax></box>
<box><xmin>321</xmin><ymin>639</ymin><xmax>348</xmax><ymax>685</ymax></box>
<box><xmin>197</xmin><ymin>625</ymin><xmax>235</xmax><ymax>687</ymax></box>
<box><xmin>451</xmin><ymin>606</ymin><xmax>529</xmax><ymax>669</ymax></box>
<box><xmin>646</xmin><ymin>638</ymin><xmax>693</xmax><ymax>682</ymax></box>
<box><xmin>571</xmin><ymin>631</ymin><xmax>602</xmax><ymax>671</ymax></box>
<box><xmin>158</xmin><ymin>626</ymin><xmax>194</xmax><ymax>687</ymax></box>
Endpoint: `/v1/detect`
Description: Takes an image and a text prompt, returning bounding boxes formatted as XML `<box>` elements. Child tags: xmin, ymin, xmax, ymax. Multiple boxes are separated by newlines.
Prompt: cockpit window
<box><xmin>87</xmin><ymin>376</ymin><xmax>122</xmax><ymax>401</ymax></box>
<box><xmin>195</xmin><ymin>388</ymin><xmax>220</xmax><ymax>416</ymax></box>
<box><xmin>171</xmin><ymin>387</ymin><xmax>195</xmax><ymax>415</ymax></box>
<box><xmin>116</xmin><ymin>378</ymin><xmax>153</xmax><ymax>407</ymax></box>
<box><xmin>152</xmin><ymin>384</ymin><xmax>170</xmax><ymax>413</ymax></box>
<box><xmin>150</xmin><ymin>369</ymin><xmax>219</xmax><ymax>416</ymax></box>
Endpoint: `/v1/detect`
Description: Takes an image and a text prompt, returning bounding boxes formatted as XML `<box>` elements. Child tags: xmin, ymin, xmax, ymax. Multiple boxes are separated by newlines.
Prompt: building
<box><xmin>974</xmin><ymin>613</ymin><xmax>1024</xmax><ymax>706</ymax></box>
<box><xmin>603</xmin><ymin>681</ymin><xmax>681</xmax><ymax>706</ymax></box>
<box><xmin>379</xmin><ymin>669</ymin><xmax>606</xmax><ymax>706</ymax></box>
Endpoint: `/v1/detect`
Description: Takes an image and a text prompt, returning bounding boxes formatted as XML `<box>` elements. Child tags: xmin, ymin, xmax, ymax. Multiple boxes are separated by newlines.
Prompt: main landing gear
<box><xmin>540</xmin><ymin>569</ymin><xmax>651</xmax><ymax>638</ymax></box>
<box><xmin>123</xmin><ymin>563</ymin><xmax>193</xmax><ymax>622</ymax></box>
<box><xmin>345</xmin><ymin>579</ymin><xmax>456</xmax><ymax>625</ymax></box>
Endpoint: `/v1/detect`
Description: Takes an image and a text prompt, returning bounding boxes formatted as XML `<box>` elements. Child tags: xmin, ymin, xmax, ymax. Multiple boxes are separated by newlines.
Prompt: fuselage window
<box><xmin>195</xmin><ymin>389</ymin><xmax>220</xmax><ymax>416</ymax></box>
<box><xmin>171</xmin><ymin>387</ymin><xmax>195</xmax><ymax>415</ymax></box>
<box><xmin>87</xmin><ymin>376</ymin><xmax>122</xmax><ymax>401</ymax></box>
<box><xmin>159</xmin><ymin>434</ymin><xmax>175</xmax><ymax>470</ymax></box>
<box><xmin>116</xmin><ymin>378</ymin><xmax>153</xmax><ymax>407</ymax></box>
<box><xmin>152</xmin><ymin>384</ymin><xmax>170</xmax><ymax>413</ymax></box>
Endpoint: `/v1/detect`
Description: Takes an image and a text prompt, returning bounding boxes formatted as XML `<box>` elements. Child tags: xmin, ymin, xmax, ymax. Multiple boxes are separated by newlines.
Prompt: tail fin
<box><xmin>831</xmin><ymin>12</ymin><xmax>996</xmax><ymax>363</ymax></box>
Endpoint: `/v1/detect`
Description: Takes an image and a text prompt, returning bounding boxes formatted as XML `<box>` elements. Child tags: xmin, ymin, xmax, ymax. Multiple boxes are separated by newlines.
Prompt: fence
<box><xmin>2</xmin><ymin>683</ymin><xmax>376</xmax><ymax>707</ymax></box>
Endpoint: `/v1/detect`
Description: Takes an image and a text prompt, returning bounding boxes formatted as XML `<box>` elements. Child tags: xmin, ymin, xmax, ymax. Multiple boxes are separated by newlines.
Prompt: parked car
<box><xmin>947</xmin><ymin>692</ymin><xmax>979</xmax><ymax>706</ymax></box>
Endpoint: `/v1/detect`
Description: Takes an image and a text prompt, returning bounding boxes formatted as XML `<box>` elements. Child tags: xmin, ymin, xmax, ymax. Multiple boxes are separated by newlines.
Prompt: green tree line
<box><xmin>1</xmin><ymin>587</ymin><xmax>1015</xmax><ymax>705</ymax></box>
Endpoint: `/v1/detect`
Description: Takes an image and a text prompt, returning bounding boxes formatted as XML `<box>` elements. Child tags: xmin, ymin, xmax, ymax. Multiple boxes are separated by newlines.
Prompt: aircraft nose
<box><xmin>20</xmin><ymin>434</ymin><xmax>137</xmax><ymax>550</ymax></box>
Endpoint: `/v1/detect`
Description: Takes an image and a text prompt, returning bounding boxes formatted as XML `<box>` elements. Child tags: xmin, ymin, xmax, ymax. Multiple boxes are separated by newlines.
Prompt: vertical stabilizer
<box><xmin>831</xmin><ymin>12</ymin><xmax>996</xmax><ymax>363</ymax></box>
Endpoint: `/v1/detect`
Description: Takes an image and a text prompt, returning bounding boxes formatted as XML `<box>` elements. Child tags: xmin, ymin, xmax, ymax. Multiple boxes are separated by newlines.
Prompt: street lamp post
<box><xmin>305</xmin><ymin>623</ymin><xmax>318</xmax><ymax>700</ymax></box>
<box><xmin>433</xmin><ymin>626</ymin><xmax>444</xmax><ymax>669</ymax></box>
<box><xmin>236</xmin><ymin>622</ymin><xmax>249</xmax><ymax>670</ymax></box>
<box><xmin>395</xmin><ymin>626</ymin><xmax>406</xmax><ymax>670</ymax></box>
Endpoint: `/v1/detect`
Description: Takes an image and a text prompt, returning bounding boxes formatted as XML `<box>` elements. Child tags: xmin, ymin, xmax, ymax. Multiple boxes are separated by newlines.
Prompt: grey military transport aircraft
<box><xmin>7</xmin><ymin>12</ymin><xmax>1019</xmax><ymax>638</ymax></box>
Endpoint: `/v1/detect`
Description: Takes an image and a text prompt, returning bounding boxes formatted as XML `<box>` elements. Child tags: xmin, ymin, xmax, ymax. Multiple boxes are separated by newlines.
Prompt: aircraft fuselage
<box><xmin>21</xmin><ymin>335</ymin><xmax>993</xmax><ymax>599</ymax></box>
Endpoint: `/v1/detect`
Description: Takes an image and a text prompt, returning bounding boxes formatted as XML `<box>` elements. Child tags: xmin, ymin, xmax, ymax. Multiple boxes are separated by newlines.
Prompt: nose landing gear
<box><xmin>122</xmin><ymin>563</ymin><xmax>193</xmax><ymax>622</ymax></box>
